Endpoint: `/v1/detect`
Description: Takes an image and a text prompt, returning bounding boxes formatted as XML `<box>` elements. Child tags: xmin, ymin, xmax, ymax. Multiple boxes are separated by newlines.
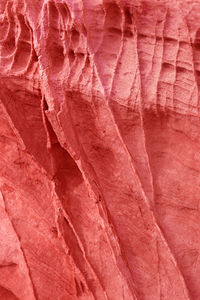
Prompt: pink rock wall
<box><xmin>0</xmin><ymin>0</ymin><xmax>200</xmax><ymax>299</ymax></box>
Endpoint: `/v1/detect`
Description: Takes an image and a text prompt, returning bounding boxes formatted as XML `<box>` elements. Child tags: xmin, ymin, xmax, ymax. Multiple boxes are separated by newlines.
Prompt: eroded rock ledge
<box><xmin>0</xmin><ymin>0</ymin><xmax>200</xmax><ymax>299</ymax></box>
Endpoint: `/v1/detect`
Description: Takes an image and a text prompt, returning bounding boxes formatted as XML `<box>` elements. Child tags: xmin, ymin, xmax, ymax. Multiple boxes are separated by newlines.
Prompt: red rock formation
<box><xmin>0</xmin><ymin>0</ymin><xmax>200</xmax><ymax>299</ymax></box>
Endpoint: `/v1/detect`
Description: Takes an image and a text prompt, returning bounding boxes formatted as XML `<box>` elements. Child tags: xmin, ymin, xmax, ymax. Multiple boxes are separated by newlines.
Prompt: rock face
<box><xmin>0</xmin><ymin>0</ymin><xmax>200</xmax><ymax>299</ymax></box>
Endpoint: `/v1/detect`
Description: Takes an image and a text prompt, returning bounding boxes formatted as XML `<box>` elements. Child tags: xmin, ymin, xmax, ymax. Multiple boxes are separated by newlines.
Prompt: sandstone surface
<box><xmin>0</xmin><ymin>0</ymin><xmax>200</xmax><ymax>299</ymax></box>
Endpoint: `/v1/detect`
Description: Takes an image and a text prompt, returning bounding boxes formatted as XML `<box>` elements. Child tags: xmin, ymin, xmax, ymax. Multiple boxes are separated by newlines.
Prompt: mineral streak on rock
<box><xmin>0</xmin><ymin>0</ymin><xmax>200</xmax><ymax>299</ymax></box>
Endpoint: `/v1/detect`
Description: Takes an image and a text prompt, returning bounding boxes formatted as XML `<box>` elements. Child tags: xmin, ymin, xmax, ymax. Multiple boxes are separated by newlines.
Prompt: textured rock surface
<box><xmin>0</xmin><ymin>0</ymin><xmax>200</xmax><ymax>299</ymax></box>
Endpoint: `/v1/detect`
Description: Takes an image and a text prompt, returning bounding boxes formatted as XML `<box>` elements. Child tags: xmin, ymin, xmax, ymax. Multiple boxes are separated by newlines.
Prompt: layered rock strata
<box><xmin>0</xmin><ymin>0</ymin><xmax>200</xmax><ymax>299</ymax></box>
